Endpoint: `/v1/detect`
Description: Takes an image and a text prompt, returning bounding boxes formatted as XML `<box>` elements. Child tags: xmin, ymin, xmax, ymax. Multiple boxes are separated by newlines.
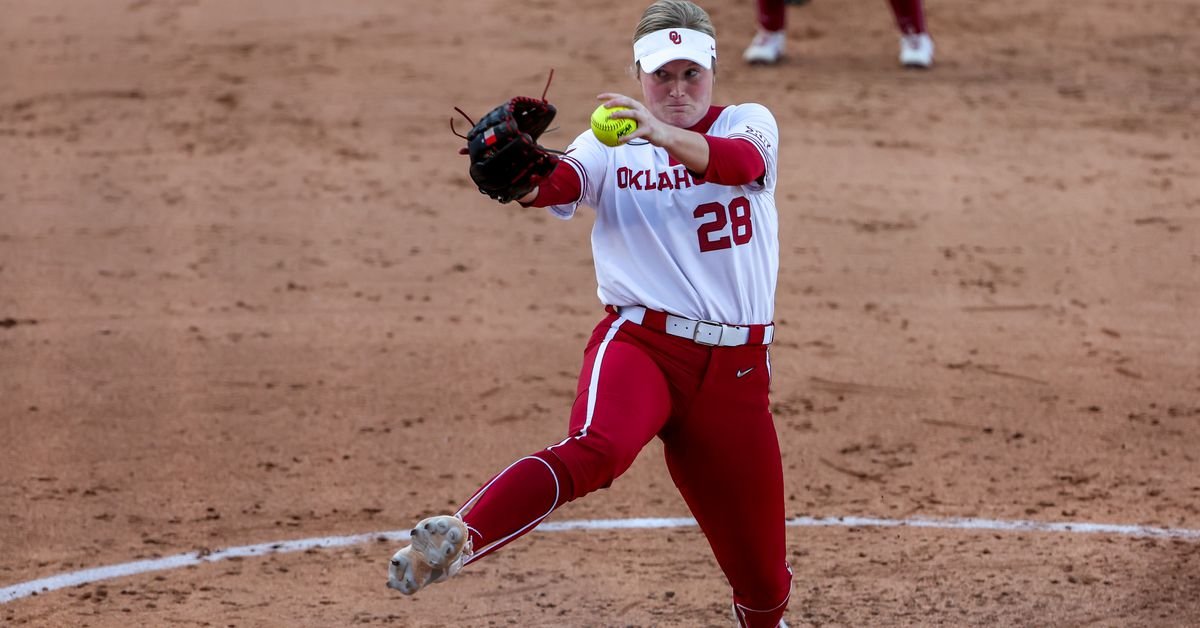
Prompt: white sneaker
<box><xmin>387</xmin><ymin>515</ymin><xmax>472</xmax><ymax>595</ymax></box>
<box><xmin>899</xmin><ymin>32</ymin><xmax>934</xmax><ymax>68</ymax></box>
<box><xmin>743</xmin><ymin>30</ymin><xmax>786</xmax><ymax>65</ymax></box>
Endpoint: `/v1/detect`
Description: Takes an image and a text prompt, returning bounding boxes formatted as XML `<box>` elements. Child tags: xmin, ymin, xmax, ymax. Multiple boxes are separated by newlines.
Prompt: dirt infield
<box><xmin>2</xmin><ymin>0</ymin><xmax>1198</xmax><ymax>626</ymax></box>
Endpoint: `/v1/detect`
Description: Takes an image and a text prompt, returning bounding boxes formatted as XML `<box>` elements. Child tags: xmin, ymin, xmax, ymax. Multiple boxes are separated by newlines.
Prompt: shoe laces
<box><xmin>461</xmin><ymin>534</ymin><xmax>474</xmax><ymax>562</ymax></box>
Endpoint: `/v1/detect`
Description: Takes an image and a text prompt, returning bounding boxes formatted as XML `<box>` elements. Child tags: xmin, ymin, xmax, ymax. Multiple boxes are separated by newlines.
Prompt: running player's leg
<box><xmin>887</xmin><ymin>0</ymin><xmax>927</xmax><ymax>34</ymax></box>
<box><xmin>757</xmin><ymin>0</ymin><xmax>786</xmax><ymax>31</ymax></box>
<box><xmin>888</xmin><ymin>0</ymin><xmax>934</xmax><ymax>67</ymax></box>
<box><xmin>662</xmin><ymin>345</ymin><xmax>791</xmax><ymax>627</ymax></box>
<box><xmin>458</xmin><ymin>316</ymin><xmax>672</xmax><ymax>562</ymax></box>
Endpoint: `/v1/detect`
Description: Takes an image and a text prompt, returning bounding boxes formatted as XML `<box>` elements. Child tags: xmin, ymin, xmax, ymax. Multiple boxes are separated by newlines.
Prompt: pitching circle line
<box><xmin>3</xmin><ymin>514</ymin><xmax>1199</xmax><ymax>604</ymax></box>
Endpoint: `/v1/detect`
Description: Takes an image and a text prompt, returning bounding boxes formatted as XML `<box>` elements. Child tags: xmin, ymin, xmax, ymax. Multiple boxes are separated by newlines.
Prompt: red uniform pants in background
<box><xmin>756</xmin><ymin>0</ymin><xmax>928</xmax><ymax>35</ymax></box>
<box><xmin>457</xmin><ymin>312</ymin><xmax>792</xmax><ymax>627</ymax></box>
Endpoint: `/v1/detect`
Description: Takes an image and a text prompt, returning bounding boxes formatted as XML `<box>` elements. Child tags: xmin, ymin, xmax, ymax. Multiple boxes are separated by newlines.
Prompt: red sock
<box><xmin>888</xmin><ymin>0</ymin><xmax>927</xmax><ymax>35</ymax></box>
<box><xmin>458</xmin><ymin>450</ymin><xmax>574</xmax><ymax>561</ymax></box>
<box><xmin>757</xmin><ymin>0</ymin><xmax>786</xmax><ymax>32</ymax></box>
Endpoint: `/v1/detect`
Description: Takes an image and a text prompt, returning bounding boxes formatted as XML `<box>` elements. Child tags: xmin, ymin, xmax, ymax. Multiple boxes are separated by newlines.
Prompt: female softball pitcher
<box><xmin>388</xmin><ymin>1</ymin><xmax>792</xmax><ymax>625</ymax></box>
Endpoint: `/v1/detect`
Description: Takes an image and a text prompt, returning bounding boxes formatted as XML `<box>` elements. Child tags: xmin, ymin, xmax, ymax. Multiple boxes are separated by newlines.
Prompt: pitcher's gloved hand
<box><xmin>456</xmin><ymin>95</ymin><xmax>559</xmax><ymax>204</ymax></box>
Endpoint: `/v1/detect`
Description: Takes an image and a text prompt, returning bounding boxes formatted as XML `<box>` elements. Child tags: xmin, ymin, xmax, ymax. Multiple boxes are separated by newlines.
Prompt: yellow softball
<box><xmin>590</xmin><ymin>104</ymin><xmax>637</xmax><ymax>147</ymax></box>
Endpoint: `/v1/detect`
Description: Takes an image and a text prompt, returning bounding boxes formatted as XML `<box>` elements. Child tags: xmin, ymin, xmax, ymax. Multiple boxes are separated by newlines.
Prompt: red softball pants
<box><xmin>457</xmin><ymin>312</ymin><xmax>792</xmax><ymax>627</ymax></box>
<box><xmin>756</xmin><ymin>0</ymin><xmax>927</xmax><ymax>35</ymax></box>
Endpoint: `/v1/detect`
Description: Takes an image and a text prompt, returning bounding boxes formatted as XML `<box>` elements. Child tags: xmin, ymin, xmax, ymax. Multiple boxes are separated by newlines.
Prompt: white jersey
<box><xmin>549</xmin><ymin>104</ymin><xmax>780</xmax><ymax>326</ymax></box>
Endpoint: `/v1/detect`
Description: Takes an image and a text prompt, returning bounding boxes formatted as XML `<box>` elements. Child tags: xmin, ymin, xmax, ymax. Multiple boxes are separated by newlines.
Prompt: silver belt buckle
<box><xmin>693</xmin><ymin>321</ymin><xmax>724</xmax><ymax>346</ymax></box>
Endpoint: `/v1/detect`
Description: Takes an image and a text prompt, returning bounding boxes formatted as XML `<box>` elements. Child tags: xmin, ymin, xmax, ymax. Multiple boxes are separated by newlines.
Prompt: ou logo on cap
<box><xmin>669</xmin><ymin>30</ymin><xmax>682</xmax><ymax>44</ymax></box>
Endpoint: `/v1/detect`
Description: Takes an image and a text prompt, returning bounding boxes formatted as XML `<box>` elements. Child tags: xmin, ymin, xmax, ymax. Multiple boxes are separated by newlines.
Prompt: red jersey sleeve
<box><xmin>700</xmin><ymin>135</ymin><xmax>766</xmax><ymax>186</ymax></box>
<box><xmin>523</xmin><ymin>159</ymin><xmax>583</xmax><ymax>208</ymax></box>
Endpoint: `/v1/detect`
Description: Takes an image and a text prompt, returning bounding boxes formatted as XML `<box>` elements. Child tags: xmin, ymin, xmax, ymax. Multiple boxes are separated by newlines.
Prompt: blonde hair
<box><xmin>633</xmin><ymin>0</ymin><xmax>716</xmax><ymax>42</ymax></box>
<box><xmin>633</xmin><ymin>0</ymin><xmax>717</xmax><ymax>76</ymax></box>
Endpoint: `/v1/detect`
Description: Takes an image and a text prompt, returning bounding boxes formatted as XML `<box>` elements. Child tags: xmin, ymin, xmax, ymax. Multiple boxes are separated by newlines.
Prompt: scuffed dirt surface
<box><xmin>1</xmin><ymin>0</ymin><xmax>1198</xmax><ymax>625</ymax></box>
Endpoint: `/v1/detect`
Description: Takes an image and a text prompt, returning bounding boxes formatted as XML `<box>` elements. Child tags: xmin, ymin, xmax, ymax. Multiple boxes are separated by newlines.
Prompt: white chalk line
<box><xmin>3</xmin><ymin>514</ymin><xmax>1199</xmax><ymax>605</ymax></box>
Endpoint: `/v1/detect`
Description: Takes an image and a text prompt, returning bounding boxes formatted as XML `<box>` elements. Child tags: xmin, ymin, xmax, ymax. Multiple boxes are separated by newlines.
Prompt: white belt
<box><xmin>615</xmin><ymin>305</ymin><xmax>774</xmax><ymax>347</ymax></box>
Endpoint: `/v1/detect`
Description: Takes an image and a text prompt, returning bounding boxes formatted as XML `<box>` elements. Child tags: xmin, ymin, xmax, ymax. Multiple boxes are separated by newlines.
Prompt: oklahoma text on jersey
<box><xmin>616</xmin><ymin>164</ymin><xmax>705</xmax><ymax>191</ymax></box>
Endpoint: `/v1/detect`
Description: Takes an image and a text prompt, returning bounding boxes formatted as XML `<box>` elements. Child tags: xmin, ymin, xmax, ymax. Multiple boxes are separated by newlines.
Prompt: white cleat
<box><xmin>743</xmin><ymin>29</ymin><xmax>786</xmax><ymax>65</ymax></box>
<box><xmin>387</xmin><ymin>515</ymin><xmax>471</xmax><ymax>595</ymax></box>
<box><xmin>899</xmin><ymin>32</ymin><xmax>934</xmax><ymax>68</ymax></box>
